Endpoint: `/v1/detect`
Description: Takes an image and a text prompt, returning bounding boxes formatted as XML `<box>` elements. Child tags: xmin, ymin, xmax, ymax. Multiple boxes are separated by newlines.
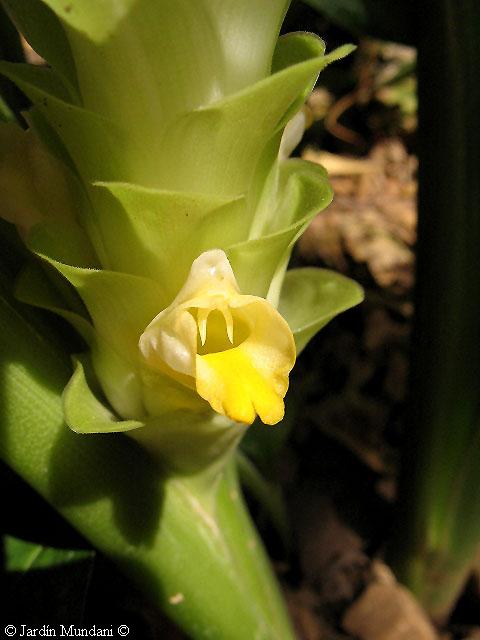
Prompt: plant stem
<box><xmin>389</xmin><ymin>0</ymin><xmax>480</xmax><ymax>623</ymax></box>
<box><xmin>116</xmin><ymin>459</ymin><xmax>296</xmax><ymax>640</ymax></box>
<box><xmin>0</xmin><ymin>263</ymin><xmax>295</xmax><ymax>638</ymax></box>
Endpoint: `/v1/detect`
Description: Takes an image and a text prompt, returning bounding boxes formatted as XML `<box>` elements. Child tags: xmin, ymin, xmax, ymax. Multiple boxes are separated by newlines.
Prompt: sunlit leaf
<box><xmin>64</xmin><ymin>358</ymin><xmax>144</xmax><ymax>433</ymax></box>
<box><xmin>278</xmin><ymin>267</ymin><xmax>364</xmax><ymax>352</ymax></box>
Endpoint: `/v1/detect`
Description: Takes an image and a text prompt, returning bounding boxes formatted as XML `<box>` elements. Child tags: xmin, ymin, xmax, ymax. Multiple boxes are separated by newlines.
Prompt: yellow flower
<box><xmin>139</xmin><ymin>250</ymin><xmax>296</xmax><ymax>425</ymax></box>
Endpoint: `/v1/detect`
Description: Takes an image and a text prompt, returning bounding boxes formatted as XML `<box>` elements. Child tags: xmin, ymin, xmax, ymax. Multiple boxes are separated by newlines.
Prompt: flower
<box><xmin>140</xmin><ymin>249</ymin><xmax>296</xmax><ymax>425</ymax></box>
<box><xmin>0</xmin><ymin>0</ymin><xmax>363</xmax><ymax>457</ymax></box>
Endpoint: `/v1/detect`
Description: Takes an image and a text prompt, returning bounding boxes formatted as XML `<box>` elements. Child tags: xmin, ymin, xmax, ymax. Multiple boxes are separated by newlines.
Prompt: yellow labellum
<box><xmin>139</xmin><ymin>250</ymin><xmax>296</xmax><ymax>425</ymax></box>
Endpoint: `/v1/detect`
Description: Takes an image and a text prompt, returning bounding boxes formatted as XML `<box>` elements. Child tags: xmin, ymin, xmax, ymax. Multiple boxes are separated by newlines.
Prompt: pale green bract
<box><xmin>0</xmin><ymin>0</ymin><xmax>362</xmax><ymax>468</ymax></box>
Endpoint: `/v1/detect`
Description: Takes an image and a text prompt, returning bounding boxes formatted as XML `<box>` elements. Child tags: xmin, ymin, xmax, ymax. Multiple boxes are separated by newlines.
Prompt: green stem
<box><xmin>110</xmin><ymin>460</ymin><xmax>296</xmax><ymax>640</ymax></box>
<box><xmin>389</xmin><ymin>0</ymin><xmax>480</xmax><ymax>623</ymax></box>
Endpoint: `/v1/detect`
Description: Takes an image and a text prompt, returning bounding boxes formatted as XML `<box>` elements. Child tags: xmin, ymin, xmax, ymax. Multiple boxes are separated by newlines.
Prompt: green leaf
<box><xmin>0</xmin><ymin>30</ymin><xmax>353</xmax><ymax>199</ymax></box>
<box><xmin>15</xmin><ymin>261</ymin><xmax>93</xmax><ymax>342</ymax></box>
<box><xmin>278</xmin><ymin>267</ymin><xmax>364</xmax><ymax>352</ymax></box>
<box><xmin>61</xmin><ymin>0</ymin><xmax>289</xmax><ymax>163</ymax></box>
<box><xmin>24</xmin><ymin>105</ymin><xmax>78</xmax><ymax>173</ymax></box>
<box><xmin>228</xmin><ymin>159</ymin><xmax>333</xmax><ymax>297</ymax></box>
<box><xmin>0</xmin><ymin>63</ymin><xmax>128</xmax><ymax>183</ymax></box>
<box><xmin>3</xmin><ymin>535</ymin><xmax>94</xmax><ymax>626</ymax></box>
<box><xmin>60</xmin><ymin>266</ymin><xmax>162</xmax><ymax>362</ymax></box>
<box><xmin>208</xmin><ymin>0</ymin><xmax>290</xmax><ymax>94</ymax></box>
<box><xmin>0</xmin><ymin>60</ymin><xmax>79</xmax><ymax>104</ymax></box>
<box><xmin>64</xmin><ymin>358</ymin><xmax>144</xmax><ymax>433</ymax></box>
<box><xmin>273</xmin><ymin>31</ymin><xmax>325</xmax><ymax>71</ymax></box>
<box><xmin>31</xmin><ymin>0</ymin><xmax>136</xmax><ymax>42</ymax></box>
<box><xmin>15</xmin><ymin>260</ymin><xmax>146</xmax><ymax>420</ymax></box>
<box><xmin>228</xmin><ymin>233</ymin><xmax>295</xmax><ymax>299</ymax></box>
<box><xmin>93</xmin><ymin>183</ymin><xmax>248</xmax><ymax>301</ymax></box>
<box><xmin>254</xmin><ymin>158</ymin><xmax>331</xmax><ymax>237</ymax></box>
<box><xmin>4</xmin><ymin>534</ymin><xmax>92</xmax><ymax>572</ymax></box>
<box><xmin>28</xmin><ymin>221</ymin><xmax>99</xmax><ymax>269</ymax></box>
<box><xmin>25</xmin><ymin>254</ymin><xmax>165</xmax><ymax>365</ymax></box>
<box><xmin>2</xmin><ymin>0</ymin><xmax>78</xmax><ymax>89</ymax></box>
<box><xmin>271</xmin><ymin>33</ymin><xmax>354</xmax><ymax>128</ymax></box>
<box><xmin>155</xmin><ymin>39</ymin><xmax>352</xmax><ymax>197</ymax></box>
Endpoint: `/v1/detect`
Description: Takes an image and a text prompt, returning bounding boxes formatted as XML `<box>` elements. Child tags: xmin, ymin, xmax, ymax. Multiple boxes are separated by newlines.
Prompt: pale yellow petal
<box><xmin>220</xmin><ymin>304</ymin><xmax>234</xmax><ymax>344</ymax></box>
<box><xmin>139</xmin><ymin>306</ymin><xmax>198</xmax><ymax>376</ymax></box>
<box><xmin>197</xmin><ymin>307</ymin><xmax>210</xmax><ymax>346</ymax></box>
<box><xmin>171</xmin><ymin>249</ymin><xmax>239</xmax><ymax>305</ymax></box>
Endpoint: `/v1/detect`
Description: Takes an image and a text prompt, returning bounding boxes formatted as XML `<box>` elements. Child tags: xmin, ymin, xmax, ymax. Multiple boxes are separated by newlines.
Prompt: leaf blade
<box><xmin>278</xmin><ymin>267</ymin><xmax>364</xmax><ymax>352</ymax></box>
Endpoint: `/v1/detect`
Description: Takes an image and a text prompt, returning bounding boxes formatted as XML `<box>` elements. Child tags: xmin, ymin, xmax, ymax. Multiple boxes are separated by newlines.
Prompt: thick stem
<box><xmin>389</xmin><ymin>0</ymin><xmax>480</xmax><ymax>623</ymax></box>
<box><xmin>0</xmin><ymin>262</ymin><xmax>295</xmax><ymax>638</ymax></box>
<box><xmin>113</xmin><ymin>458</ymin><xmax>296</xmax><ymax>640</ymax></box>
